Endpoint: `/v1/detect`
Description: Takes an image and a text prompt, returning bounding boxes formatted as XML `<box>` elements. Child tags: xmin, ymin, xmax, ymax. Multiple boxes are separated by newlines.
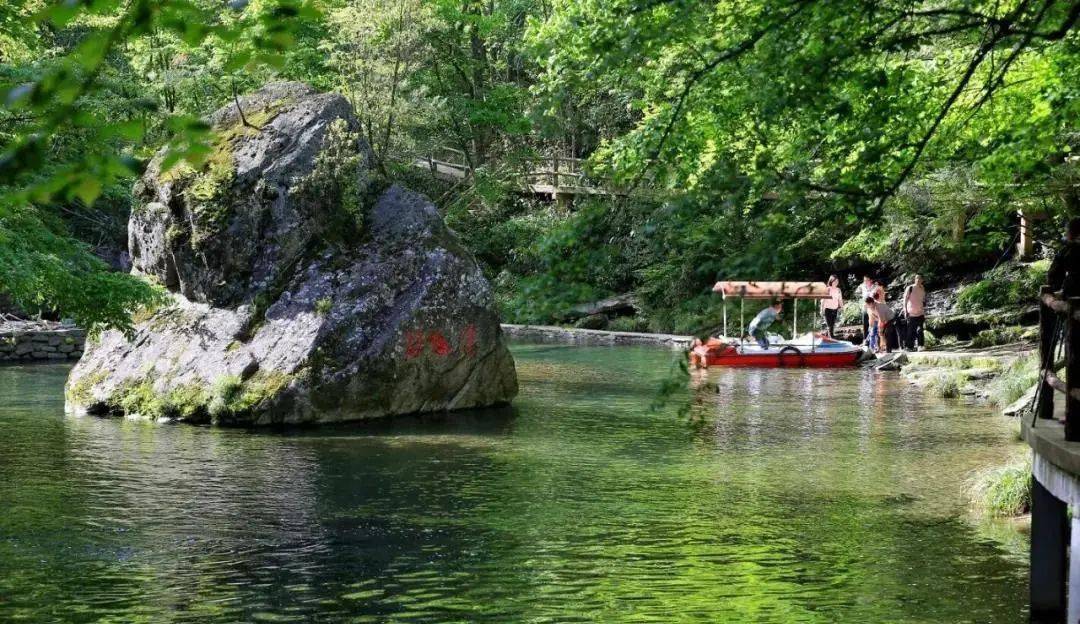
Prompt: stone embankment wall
<box><xmin>0</xmin><ymin>326</ymin><xmax>85</xmax><ymax>362</ymax></box>
<box><xmin>502</xmin><ymin>324</ymin><xmax>692</xmax><ymax>349</ymax></box>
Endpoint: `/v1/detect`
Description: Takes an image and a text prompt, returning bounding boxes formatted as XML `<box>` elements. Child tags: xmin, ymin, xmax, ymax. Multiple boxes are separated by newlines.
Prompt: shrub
<box><xmin>838</xmin><ymin>300</ymin><xmax>864</xmax><ymax>326</ymax></box>
<box><xmin>608</xmin><ymin>316</ymin><xmax>648</xmax><ymax>332</ymax></box>
<box><xmin>924</xmin><ymin>370</ymin><xmax>965</xmax><ymax>398</ymax></box>
<box><xmin>955</xmin><ymin>260</ymin><xmax>1050</xmax><ymax>313</ymax></box>
<box><xmin>970</xmin><ymin>326</ymin><xmax>1030</xmax><ymax>348</ymax></box>
<box><xmin>574</xmin><ymin>314</ymin><xmax>608</xmax><ymax>330</ymax></box>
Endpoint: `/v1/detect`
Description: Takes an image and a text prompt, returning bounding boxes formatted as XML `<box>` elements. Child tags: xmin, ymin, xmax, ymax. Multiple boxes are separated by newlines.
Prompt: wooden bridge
<box><xmin>1024</xmin><ymin>285</ymin><xmax>1080</xmax><ymax>622</ymax></box>
<box><xmin>414</xmin><ymin>147</ymin><xmax>625</xmax><ymax>204</ymax></box>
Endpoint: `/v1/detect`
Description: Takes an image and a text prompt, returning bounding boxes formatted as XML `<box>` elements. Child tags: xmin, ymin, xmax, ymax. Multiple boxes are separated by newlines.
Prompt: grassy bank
<box><xmin>902</xmin><ymin>352</ymin><xmax>1039</xmax><ymax>406</ymax></box>
<box><xmin>967</xmin><ymin>454</ymin><xmax>1032</xmax><ymax>518</ymax></box>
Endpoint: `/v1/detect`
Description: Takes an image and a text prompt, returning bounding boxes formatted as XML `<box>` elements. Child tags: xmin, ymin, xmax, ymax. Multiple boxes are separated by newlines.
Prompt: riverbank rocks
<box><xmin>66</xmin><ymin>82</ymin><xmax>517</xmax><ymax>425</ymax></box>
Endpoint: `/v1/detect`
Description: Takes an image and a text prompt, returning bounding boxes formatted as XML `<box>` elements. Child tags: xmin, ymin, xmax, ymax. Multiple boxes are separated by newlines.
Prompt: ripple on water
<box><xmin>0</xmin><ymin>348</ymin><xmax>1028</xmax><ymax>622</ymax></box>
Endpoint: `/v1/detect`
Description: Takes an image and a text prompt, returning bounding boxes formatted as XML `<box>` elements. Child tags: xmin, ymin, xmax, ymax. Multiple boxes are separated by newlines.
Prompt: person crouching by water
<box><xmin>748</xmin><ymin>299</ymin><xmax>783</xmax><ymax>349</ymax></box>
<box><xmin>903</xmin><ymin>275</ymin><xmax>927</xmax><ymax>350</ymax></box>
<box><xmin>821</xmin><ymin>275</ymin><xmax>843</xmax><ymax>338</ymax></box>
<box><xmin>865</xmin><ymin>296</ymin><xmax>898</xmax><ymax>353</ymax></box>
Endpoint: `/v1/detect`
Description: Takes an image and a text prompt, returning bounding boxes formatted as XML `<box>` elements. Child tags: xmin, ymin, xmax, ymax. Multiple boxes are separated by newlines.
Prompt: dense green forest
<box><xmin>1</xmin><ymin>0</ymin><xmax>1078</xmax><ymax>334</ymax></box>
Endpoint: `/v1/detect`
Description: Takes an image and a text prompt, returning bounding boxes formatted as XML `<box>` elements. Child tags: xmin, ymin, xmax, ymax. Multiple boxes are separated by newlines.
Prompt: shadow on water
<box><xmin>274</xmin><ymin>404</ymin><xmax>520</xmax><ymax>438</ymax></box>
<box><xmin>0</xmin><ymin>346</ymin><xmax>1030</xmax><ymax>622</ymax></box>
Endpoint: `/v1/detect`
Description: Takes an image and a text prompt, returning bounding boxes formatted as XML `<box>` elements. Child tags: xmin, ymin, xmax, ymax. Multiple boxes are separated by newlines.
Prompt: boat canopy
<box><xmin>713</xmin><ymin>280</ymin><xmax>830</xmax><ymax>300</ymax></box>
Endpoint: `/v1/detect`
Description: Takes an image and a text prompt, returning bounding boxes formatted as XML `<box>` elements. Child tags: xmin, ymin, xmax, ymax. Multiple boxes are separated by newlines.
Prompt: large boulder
<box><xmin>66</xmin><ymin>83</ymin><xmax>517</xmax><ymax>425</ymax></box>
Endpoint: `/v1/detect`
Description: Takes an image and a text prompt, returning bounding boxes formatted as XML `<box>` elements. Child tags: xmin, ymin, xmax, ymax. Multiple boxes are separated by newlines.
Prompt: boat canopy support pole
<box><xmin>723</xmin><ymin>300</ymin><xmax>728</xmax><ymax>338</ymax></box>
<box><xmin>793</xmin><ymin>299</ymin><xmax>798</xmax><ymax>338</ymax></box>
<box><xmin>740</xmin><ymin>299</ymin><xmax>745</xmax><ymax>337</ymax></box>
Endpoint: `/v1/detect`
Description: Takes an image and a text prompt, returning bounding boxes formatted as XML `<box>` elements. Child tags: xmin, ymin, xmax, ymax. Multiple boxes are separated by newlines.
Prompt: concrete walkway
<box><xmin>904</xmin><ymin>342</ymin><xmax>1035</xmax><ymax>362</ymax></box>
<box><xmin>501</xmin><ymin>324</ymin><xmax>692</xmax><ymax>349</ymax></box>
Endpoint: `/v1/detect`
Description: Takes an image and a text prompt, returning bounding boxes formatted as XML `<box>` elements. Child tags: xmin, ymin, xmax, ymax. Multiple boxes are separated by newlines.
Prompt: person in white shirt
<box><xmin>820</xmin><ymin>275</ymin><xmax>843</xmax><ymax>338</ymax></box>
<box><xmin>856</xmin><ymin>276</ymin><xmax>877</xmax><ymax>344</ymax></box>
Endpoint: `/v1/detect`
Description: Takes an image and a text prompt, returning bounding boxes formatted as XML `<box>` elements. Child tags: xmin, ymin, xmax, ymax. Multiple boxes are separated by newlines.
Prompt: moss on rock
<box><xmin>289</xmin><ymin>117</ymin><xmax>370</xmax><ymax>245</ymax></box>
<box><xmin>66</xmin><ymin>369</ymin><xmax>108</xmax><ymax>406</ymax></box>
<box><xmin>162</xmin><ymin>105</ymin><xmax>290</xmax><ymax>251</ymax></box>
<box><xmin>104</xmin><ymin>378</ymin><xmax>211</xmax><ymax>421</ymax></box>
<box><xmin>208</xmin><ymin>370</ymin><xmax>293</xmax><ymax>423</ymax></box>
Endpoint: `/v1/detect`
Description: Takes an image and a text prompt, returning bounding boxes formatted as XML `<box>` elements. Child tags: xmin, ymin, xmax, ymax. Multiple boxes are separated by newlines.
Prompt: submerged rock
<box><xmin>875</xmin><ymin>351</ymin><xmax>909</xmax><ymax>371</ymax></box>
<box><xmin>67</xmin><ymin>82</ymin><xmax>517</xmax><ymax>425</ymax></box>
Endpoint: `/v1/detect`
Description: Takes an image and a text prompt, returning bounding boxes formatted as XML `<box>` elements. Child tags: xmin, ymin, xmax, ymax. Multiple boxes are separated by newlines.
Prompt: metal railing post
<box><xmin>1039</xmin><ymin>285</ymin><xmax>1056</xmax><ymax>420</ymax></box>
<box><xmin>1068</xmin><ymin>297</ymin><xmax>1080</xmax><ymax>441</ymax></box>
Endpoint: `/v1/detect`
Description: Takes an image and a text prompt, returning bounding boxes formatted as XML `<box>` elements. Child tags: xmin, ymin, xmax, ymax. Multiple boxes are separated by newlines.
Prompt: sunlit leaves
<box><xmin>0</xmin><ymin>0</ymin><xmax>320</xmax><ymax>329</ymax></box>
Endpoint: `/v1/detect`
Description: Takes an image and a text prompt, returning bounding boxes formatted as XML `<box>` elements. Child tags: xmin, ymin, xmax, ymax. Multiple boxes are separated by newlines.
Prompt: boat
<box><xmin>688</xmin><ymin>280</ymin><xmax>864</xmax><ymax>369</ymax></box>
<box><xmin>689</xmin><ymin>333</ymin><xmax>863</xmax><ymax>368</ymax></box>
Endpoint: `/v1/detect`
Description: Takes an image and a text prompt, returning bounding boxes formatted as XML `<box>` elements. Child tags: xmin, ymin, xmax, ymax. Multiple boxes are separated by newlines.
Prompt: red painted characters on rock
<box><xmin>462</xmin><ymin>324</ymin><xmax>477</xmax><ymax>358</ymax></box>
<box><xmin>428</xmin><ymin>331</ymin><xmax>452</xmax><ymax>357</ymax></box>
<box><xmin>404</xmin><ymin>325</ymin><xmax>480</xmax><ymax>359</ymax></box>
<box><xmin>404</xmin><ymin>330</ymin><xmax>426</xmax><ymax>359</ymax></box>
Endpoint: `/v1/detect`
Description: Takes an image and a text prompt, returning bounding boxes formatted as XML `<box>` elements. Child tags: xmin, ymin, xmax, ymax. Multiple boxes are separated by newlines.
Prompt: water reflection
<box><xmin>0</xmin><ymin>349</ymin><xmax>1028</xmax><ymax>623</ymax></box>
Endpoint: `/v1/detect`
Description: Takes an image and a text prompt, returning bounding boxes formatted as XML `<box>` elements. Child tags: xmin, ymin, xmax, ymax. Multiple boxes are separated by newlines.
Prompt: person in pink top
<box><xmin>820</xmin><ymin>275</ymin><xmax>843</xmax><ymax>338</ymax></box>
<box><xmin>903</xmin><ymin>275</ymin><xmax>927</xmax><ymax>350</ymax></box>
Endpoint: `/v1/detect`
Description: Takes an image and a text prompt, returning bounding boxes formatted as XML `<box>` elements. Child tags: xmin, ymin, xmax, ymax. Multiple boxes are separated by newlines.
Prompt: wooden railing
<box><xmin>416</xmin><ymin>148</ymin><xmax>619</xmax><ymax>196</ymax></box>
<box><xmin>517</xmin><ymin>156</ymin><xmax>594</xmax><ymax>190</ymax></box>
<box><xmin>421</xmin><ymin>146</ymin><xmax>471</xmax><ymax>176</ymax></box>
<box><xmin>1036</xmin><ymin>285</ymin><xmax>1080</xmax><ymax>440</ymax></box>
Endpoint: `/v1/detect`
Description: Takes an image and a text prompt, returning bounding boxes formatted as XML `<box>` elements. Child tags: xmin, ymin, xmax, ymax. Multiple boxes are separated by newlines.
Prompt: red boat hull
<box><xmin>701</xmin><ymin>350</ymin><xmax>860</xmax><ymax>368</ymax></box>
<box><xmin>689</xmin><ymin>336</ymin><xmax>862</xmax><ymax>369</ymax></box>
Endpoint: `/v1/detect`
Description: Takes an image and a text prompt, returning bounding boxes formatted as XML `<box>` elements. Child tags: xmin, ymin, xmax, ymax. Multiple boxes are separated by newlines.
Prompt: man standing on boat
<box><xmin>748</xmin><ymin>299</ymin><xmax>784</xmax><ymax>349</ymax></box>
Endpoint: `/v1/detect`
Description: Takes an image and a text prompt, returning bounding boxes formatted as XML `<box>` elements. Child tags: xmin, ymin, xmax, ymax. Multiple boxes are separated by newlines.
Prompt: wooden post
<box><xmin>551</xmin><ymin>156</ymin><xmax>559</xmax><ymax>188</ymax></box>
<box><xmin>1030</xmin><ymin>479</ymin><xmax>1068</xmax><ymax>621</ymax></box>
<box><xmin>1039</xmin><ymin>285</ymin><xmax>1056</xmax><ymax>420</ymax></box>
<box><xmin>1068</xmin><ymin>297</ymin><xmax>1080</xmax><ymax>441</ymax></box>
<box><xmin>1018</xmin><ymin>209</ymin><xmax>1035</xmax><ymax>260</ymax></box>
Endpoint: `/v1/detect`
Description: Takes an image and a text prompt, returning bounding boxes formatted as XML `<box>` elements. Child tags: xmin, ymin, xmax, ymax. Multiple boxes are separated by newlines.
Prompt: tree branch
<box><xmin>876</xmin><ymin>0</ymin><xmax>1046</xmax><ymax>208</ymax></box>
<box><xmin>629</xmin><ymin>0</ymin><xmax>816</xmax><ymax>189</ymax></box>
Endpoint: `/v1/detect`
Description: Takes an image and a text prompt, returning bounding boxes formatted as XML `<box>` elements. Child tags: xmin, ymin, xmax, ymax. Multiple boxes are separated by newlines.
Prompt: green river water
<box><xmin>0</xmin><ymin>344</ymin><xmax>1028</xmax><ymax>622</ymax></box>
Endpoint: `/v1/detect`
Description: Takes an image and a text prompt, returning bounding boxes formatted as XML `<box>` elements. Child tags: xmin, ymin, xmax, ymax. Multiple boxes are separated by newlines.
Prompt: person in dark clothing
<box><xmin>821</xmin><ymin>275</ymin><xmax>843</xmax><ymax>338</ymax></box>
<box><xmin>1048</xmin><ymin>217</ymin><xmax>1080</xmax><ymax>297</ymax></box>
